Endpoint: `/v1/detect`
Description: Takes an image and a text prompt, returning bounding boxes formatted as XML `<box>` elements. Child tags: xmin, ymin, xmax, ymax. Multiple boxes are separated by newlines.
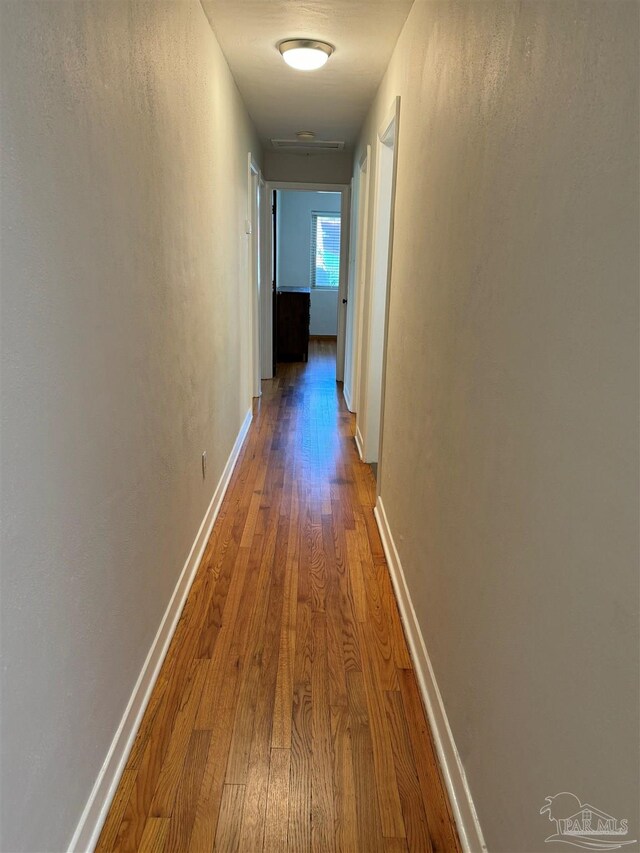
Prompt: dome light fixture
<box><xmin>278</xmin><ymin>39</ymin><xmax>334</xmax><ymax>71</ymax></box>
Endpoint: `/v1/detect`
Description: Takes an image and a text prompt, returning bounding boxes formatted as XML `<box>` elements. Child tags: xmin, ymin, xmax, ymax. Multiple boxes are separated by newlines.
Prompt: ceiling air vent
<box><xmin>271</xmin><ymin>138</ymin><xmax>345</xmax><ymax>152</ymax></box>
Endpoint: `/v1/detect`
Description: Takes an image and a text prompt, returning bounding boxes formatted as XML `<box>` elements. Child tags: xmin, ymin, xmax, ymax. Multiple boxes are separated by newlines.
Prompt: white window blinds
<box><xmin>310</xmin><ymin>212</ymin><xmax>341</xmax><ymax>288</ymax></box>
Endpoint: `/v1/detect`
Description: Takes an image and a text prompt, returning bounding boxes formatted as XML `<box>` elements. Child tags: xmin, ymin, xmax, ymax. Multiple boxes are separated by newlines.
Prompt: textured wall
<box><xmin>0</xmin><ymin>2</ymin><xmax>260</xmax><ymax>850</ymax></box>
<box><xmin>355</xmin><ymin>2</ymin><xmax>639</xmax><ymax>850</ymax></box>
<box><xmin>264</xmin><ymin>149</ymin><xmax>353</xmax><ymax>184</ymax></box>
<box><xmin>278</xmin><ymin>190</ymin><xmax>341</xmax><ymax>335</ymax></box>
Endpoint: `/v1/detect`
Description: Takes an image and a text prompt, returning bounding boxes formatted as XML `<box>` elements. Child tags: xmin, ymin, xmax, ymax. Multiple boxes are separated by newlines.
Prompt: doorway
<box><xmin>261</xmin><ymin>182</ymin><xmax>351</xmax><ymax>381</ymax></box>
<box><xmin>355</xmin><ymin>98</ymin><xmax>400</xmax><ymax>473</ymax></box>
<box><xmin>344</xmin><ymin>146</ymin><xmax>371</xmax><ymax>414</ymax></box>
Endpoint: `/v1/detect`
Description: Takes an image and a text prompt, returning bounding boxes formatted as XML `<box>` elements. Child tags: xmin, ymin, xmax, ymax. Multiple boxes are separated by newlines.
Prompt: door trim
<box><xmin>346</xmin><ymin>145</ymin><xmax>372</xmax><ymax>413</ymax></box>
<box><xmin>247</xmin><ymin>153</ymin><xmax>261</xmax><ymax>398</ymax></box>
<box><xmin>336</xmin><ymin>184</ymin><xmax>351</xmax><ymax>383</ymax></box>
<box><xmin>375</xmin><ymin>96</ymin><xmax>401</xmax><ymax>494</ymax></box>
<box><xmin>356</xmin><ymin>97</ymin><xmax>400</xmax><ymax>476</ymax></box>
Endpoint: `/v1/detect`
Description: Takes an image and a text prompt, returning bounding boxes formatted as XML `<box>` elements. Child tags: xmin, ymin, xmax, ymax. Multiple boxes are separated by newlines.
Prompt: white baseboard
<box><xmin>69</xmin><ymin>408</ymin><xmax>253</xmax><ymax>853</ymax></box>
<box><xmin>354</xmin><ymin>424</ymin><xmax>365</xmax><ymax>460</ymax></box>
<box><xmin>374</xmin><ymin>497</ymin><xmax>487</xmax><ymax>853</ymax></box>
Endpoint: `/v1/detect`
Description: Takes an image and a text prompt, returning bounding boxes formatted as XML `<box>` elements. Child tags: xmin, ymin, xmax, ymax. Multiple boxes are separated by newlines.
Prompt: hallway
<box><xmin>97</xmin><ymin>342</ymin><xmax>460</xmax><ymax>852</ymax></box>
<box><xmin>2</xmin><ymin>2</ymin><xmax>638</xmax><ymax>850</ymax></box>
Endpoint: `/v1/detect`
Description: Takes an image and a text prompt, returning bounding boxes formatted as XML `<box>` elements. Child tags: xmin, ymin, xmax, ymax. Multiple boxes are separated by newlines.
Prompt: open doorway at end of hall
<box><xmin>261</xmin><ymin>183</ymin><xmax>351</xmax><ymax>382</ymax></box>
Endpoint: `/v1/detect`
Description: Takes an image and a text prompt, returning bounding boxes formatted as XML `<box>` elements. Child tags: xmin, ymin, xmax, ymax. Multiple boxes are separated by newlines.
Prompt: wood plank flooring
<box><xmin>97</xmin><ymin>340</ymin><xmax>460</xmax><ymax>853</ymax></box>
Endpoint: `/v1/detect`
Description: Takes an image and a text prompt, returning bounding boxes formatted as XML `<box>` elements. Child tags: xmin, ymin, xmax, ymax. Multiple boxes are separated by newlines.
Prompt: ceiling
<box><xmin>200</xmin><ymin>0</ymin><xmax>414</xmax><ymax>150</ymax></box>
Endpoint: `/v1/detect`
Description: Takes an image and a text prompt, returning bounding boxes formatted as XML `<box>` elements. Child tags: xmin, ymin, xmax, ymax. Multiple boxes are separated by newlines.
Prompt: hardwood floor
<box><xmin>97</xmin><ymin>340</ymin><xmax>460</xmax><ymax>853</ymax></box>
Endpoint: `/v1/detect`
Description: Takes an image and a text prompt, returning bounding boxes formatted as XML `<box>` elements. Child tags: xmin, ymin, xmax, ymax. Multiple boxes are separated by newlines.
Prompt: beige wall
<box><xmin>355</xmin><ymin>2</ymin><xmax>639</xmax><ymax>850</ymax></box>
<box><xmin>0</xmin><ymin>2</ymin><xmax>260</xmax><ymax>850</ymax></box>
<box><xmin>264</xmin><ymin>149</ymin><xmax>353</xmax><ymax>184</ymax></box>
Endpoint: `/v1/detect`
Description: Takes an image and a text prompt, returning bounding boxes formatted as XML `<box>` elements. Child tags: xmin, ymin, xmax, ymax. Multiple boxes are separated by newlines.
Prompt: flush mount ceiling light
<box><xmin>278</xmin><ymin>39</ymin><xmax>334</xmax><ymax>71</ymax></box>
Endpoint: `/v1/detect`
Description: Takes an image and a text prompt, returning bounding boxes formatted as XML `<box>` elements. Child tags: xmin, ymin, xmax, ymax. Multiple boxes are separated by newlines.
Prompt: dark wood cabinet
<box><xmin>276</xmin><ymin>288</ymin><xmax>310</xmax><ymax>362</ymax></box>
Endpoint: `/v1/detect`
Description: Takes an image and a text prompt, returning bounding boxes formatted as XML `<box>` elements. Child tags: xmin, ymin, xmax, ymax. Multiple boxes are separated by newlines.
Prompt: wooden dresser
<box><xmin>276</xmin><ymin>288</ymin><xmax>310</xmax><ymax>362</ymax></box>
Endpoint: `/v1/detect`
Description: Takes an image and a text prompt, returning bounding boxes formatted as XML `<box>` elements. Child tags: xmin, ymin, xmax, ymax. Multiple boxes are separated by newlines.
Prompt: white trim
<box><xmin>342</xmin><ymin>175</ymin><xmax>357</xmax><ymax>407</ymax></box>
<box><xmin>373</xmin><ymin>96</ymin><xmax>401</xmax><ymax>494</ymax></box>
<box><xmin>349</xmin><ymin>145</ymin><xmax>372</xmax><ymax>415</ymax></box>
<box><xmin>336</xmin><ymin>185</ymin><xmax>351</xmax><ymax>383</ymax></box>
<box><xmin>354</xmin><ymin>425</ymin><xmax>365</xmax><ymax>461</ymax></box>
<box><xmin>248</xmin><ymin>154</ymin><xmax>261</xmax><ymax>399</ymax></box>
<box><xmin>257</xmin><ymin>174</ymin><xmax>268</xmax><ymax>385</ymax></box>
<box><xmin>373</xmin><ymin>497</ymin><xmax>487</xmax><ymax>853</ymax></box>
<box><xmin>68</xmin><ymin>408</ymin><xmax>253</xmax><ymax>853</ymax></box>
<box><xmin>343</xmin><ymin>383</ymin><xmax>353</xmax><ymax>412</ymax></box>
<box><xmin>357</xmin><ymin>97</ymin><xmax>400</xmax><ymax>469</ymax></box>
<box><xmin>261</xmin><ymin>183</ymin><xmax>273</xmax><ymax>380</ymax></box>
<box><xmin>379</xmin><ymin>98</ymin><xmax>399</xmax><ymax>146</ymax></box>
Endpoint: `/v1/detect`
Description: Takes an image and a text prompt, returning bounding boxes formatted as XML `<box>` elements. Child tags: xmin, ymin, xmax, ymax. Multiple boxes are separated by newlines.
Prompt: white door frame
<box><xmin>260</xmin><ymin>181</ymin><xmax>273</xmax><ymax>380</ymax></box>
<box><xmin>375</xmin><ymin>98</ymin><xmax>401</xmax><ymax>492</ymax></box>
<box><xmin>344</xmin><ymin>146</ymin><xmax>371</xmax><ymax>414</ymax></box>
<box><xmin>335</xmin><ymin>185</ymin><xmax>351</xmax><ymax>383</ymax></box>
<box><xmin>343</xmin><ymin>176</ymin><xmax>357</xmax><ymax>408</ymax></box>
<box><xmin>258</xmin><ymin>173</ymin><xmax>267</xmax><ymax>385</ymax></box>
<box><xmin>356</xmin><ymin>97</ymin><xmax>400</xmax><ymax>474</ymax></box>
<box><xmin>248</xmin><ymin>153</ymin><xmax>262</xmax><ymax>398</ymax></box>
<box><xmin>262</xmin><ymin>181</ymin><xmax>351</xmax><ymax>381</ymax></box>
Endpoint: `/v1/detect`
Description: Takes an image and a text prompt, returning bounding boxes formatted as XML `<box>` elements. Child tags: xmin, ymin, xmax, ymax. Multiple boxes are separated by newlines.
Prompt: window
<box><xmin>310</xmin><ymin>212</ymin><xmax>341</xmax><ymax>288</ymax></box>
